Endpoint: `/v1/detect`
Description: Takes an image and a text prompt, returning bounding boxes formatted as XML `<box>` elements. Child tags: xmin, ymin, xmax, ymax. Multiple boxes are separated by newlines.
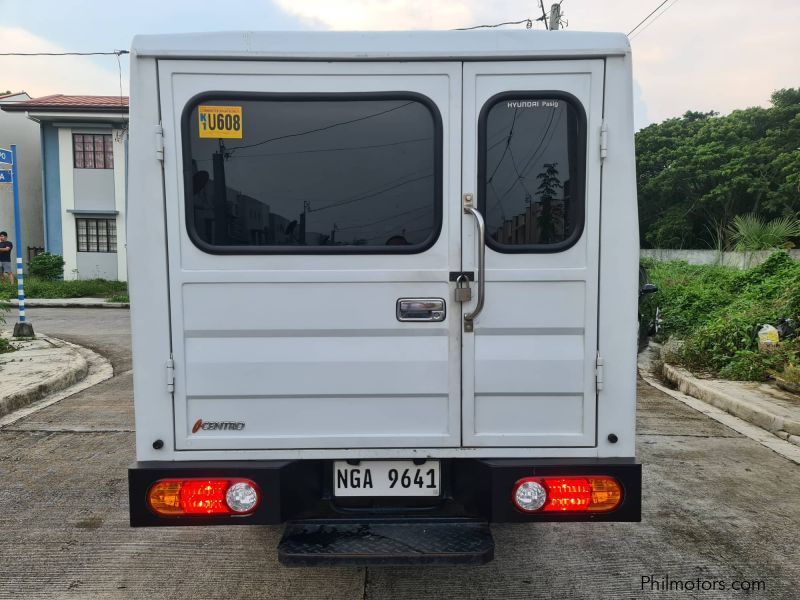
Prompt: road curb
<box><xmin>662</xmin><ymin>361</ymin><xmax>800</xmax><ymax>444</ymax></box>
<box><xmin>0</xmin><ymin>337</ymin><xmax>90</xmax><ymax>419</ymax></box>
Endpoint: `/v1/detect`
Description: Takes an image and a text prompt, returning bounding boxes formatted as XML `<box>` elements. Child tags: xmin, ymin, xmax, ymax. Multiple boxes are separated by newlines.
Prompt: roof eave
<box><xmin>20</xmin><ymin>110</ymin><xmax>129</xmax><ymax>123</ymax></box>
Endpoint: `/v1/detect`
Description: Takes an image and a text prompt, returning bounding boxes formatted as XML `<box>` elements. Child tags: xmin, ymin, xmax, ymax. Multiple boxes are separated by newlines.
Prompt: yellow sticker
<box><xmin>198</xmin><ymin>105</ymin><xmax>243</xmax><ymax>139</ymax></box>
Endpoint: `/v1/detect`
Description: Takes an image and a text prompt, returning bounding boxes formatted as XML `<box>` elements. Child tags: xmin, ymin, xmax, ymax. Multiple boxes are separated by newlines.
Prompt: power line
<box><xmin>226</xmin><ymin>101</ymin><xmax>414</xmax><ymax>156</ymax></box>
<box><xmin>311</xmin><ymin>173</ymin><xmax>432</xmax><ymax>214</ymax></box>
<box><xmin>630</xmin><ymin>0</ymin><xmax>681</xmax><ymax>40</ymax></box>
<box><xmin>538</xmin><ymin>1</ymin><xmax>550</xmax><ymax>30</ymax></box>
<box><xmin>486</xmin><ymin>108</ymin><xmax>519</xmax><ymax>184</ymax></box>
<box><xmin>226</xmin><ymin>136</ymin><xmax>431</xmax><ymax>161</ymax></box>
<box><xmin>455</xmin><ymin>18</ymin><xmax>533</xmax><ymax>31</ymax></box>
<box><xmin>488</xmin><ymin>106</ymin><xmax>562</xmax><ymax>217</ymax></box>
<box><xmin>627</xmin><ymin>0</ymin><xmax>670</xmax><ymax>36</ymax></box>
<box><xmin>115</xmin><ymin>51</ymin><xmax>127</xmax><ymax>136</ymax></box>
<box><xmin>335</xmin><ymin>205</ymin><xmax>429</xmax><ymax>232</ymax></box>
<box><xmin>0</xmin><ymin>50</ymin><xmax>129</xmax><ymax>56</ymax></box>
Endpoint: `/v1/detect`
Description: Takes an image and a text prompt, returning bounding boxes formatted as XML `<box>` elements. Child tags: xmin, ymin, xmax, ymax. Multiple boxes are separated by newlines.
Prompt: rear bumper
<box><xmin>129</xmin><ymin>458</ymin><xmax>641</xmax><ymax>527</ymax></box>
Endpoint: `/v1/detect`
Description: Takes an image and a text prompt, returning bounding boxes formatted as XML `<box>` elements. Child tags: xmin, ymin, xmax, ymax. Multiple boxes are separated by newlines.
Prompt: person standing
<box><xmin>0</xmin><ymin>231</ymin><xmax>14</xmax><ymax>283</ymax></box>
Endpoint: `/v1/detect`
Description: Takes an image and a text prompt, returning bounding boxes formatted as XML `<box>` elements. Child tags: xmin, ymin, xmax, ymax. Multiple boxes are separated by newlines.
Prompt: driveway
<box><xmin>0</xmin><ymin>308</ymin><xmax>797</xmax><ymax>599</ymax></box>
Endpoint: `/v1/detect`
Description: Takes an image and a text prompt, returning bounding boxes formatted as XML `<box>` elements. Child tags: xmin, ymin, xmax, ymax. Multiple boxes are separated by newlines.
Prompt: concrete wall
<box><xmin>641</xmin><ymin>249</ymin><xmax>800</xmax><ymax>268</ymax></box>
<box><xmin>76</xmin><ymin>251</ymin><xmax>117</xmax><ymax>280</ymax></box>
<box><xmin>0</xmin><ymin>94</ymin><xmax>45</xmax><ymax>266</ymax></box>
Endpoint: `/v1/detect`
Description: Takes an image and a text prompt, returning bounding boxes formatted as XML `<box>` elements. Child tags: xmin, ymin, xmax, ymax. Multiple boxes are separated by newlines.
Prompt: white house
<box><xmin>2</xmin><ymin>95</ymin><xmax>128</xmax><ymax>281</ymax></box>
<box><xmin>0</xmin><ymin>92</ymin><xmax>45</xmax><ymax>264</ymax></box>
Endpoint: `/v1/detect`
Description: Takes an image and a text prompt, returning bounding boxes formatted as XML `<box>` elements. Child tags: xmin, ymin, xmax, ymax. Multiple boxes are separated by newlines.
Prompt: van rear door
<box><xmin>159</xmin><ymin>58</ymin><xmax>603</xmax><ymax>452</ymax></box>
<box><xmin>460</xmin><ymin>60</ymin><xmax>604</xmax><ymax>447</ymax></box>
<box><xmin>158</xmin><ymin>61</ymin><xmax>463</xmax><ymax>450</ymax></box>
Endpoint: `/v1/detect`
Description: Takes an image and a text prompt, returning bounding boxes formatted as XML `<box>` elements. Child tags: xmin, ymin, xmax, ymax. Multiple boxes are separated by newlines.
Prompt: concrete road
<box><xmin>1</xmin><ymin>308</ymin><xmax>798</xmax><ymax>599</ymax></box>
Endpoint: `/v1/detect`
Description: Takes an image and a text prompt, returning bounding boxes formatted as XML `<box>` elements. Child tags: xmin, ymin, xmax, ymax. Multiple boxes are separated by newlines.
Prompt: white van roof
<box><xmin>131</xmin><ymin>30</ymin><xmax>630</xmax><ymax>61</ymax></box>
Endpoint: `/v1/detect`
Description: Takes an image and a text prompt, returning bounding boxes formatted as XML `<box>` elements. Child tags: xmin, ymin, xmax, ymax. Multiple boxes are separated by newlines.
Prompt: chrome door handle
<box><xmin>463</xmin><ymin>205</ymin><xmax>485</xmax><ymax>332</ymax></box>
<box><xmin>396</xmin><ymin>298</ymin><xmax>446</xmax><ymax>322</ymax></box>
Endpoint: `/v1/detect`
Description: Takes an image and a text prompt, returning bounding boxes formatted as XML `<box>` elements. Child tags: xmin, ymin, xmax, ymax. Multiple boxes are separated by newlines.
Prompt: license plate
<box><xmin>333</xmin><ymin>460</ymin><xmax>441</xmax><ymax>497</ymax></box>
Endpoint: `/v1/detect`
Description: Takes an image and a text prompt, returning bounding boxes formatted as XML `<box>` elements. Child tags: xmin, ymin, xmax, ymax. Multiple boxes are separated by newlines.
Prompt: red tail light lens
<box><xmin>147</xmin><ymin>478</ymin><xmax>260</xmax><ymax>516</ymax></box>
<box><xmin>180</xmin><ymin>480</ymin><xmax>231</xmax><ymax>514</ymax></box>
<box><xmin>512</xmin><ymin>476</ymin><xmax>622</xmax><ymax>513</ymax></box>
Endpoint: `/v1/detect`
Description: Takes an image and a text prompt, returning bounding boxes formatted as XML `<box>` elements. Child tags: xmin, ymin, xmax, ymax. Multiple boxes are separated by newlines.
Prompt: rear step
<box><xmin>278</xmin><ymin>519</ymin><xmax>494</xmax><ymax>567</ymax></box>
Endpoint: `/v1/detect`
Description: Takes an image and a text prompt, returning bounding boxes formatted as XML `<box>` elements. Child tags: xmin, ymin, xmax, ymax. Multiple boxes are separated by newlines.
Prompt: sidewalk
<box><xmin>8</xmin><ymin>298</ymin><xmax>129</xmax><ymax>308</ymax></box>
<box><xmin>0</xmin><ymin>334</ymin><xmax>89</xmax><ymax>418</ymax></box>
<box><xmin>640</xmin><ymin>344</ymin><xmax>800</xmax><ymax>448</ymax></box>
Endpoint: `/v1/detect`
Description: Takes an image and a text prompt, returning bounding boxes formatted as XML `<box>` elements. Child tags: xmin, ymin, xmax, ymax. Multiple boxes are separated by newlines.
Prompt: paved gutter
<box><xmin>0</xmin><ymin>335</ymin><xmax>90</xmax><ymax>418</ymax></box>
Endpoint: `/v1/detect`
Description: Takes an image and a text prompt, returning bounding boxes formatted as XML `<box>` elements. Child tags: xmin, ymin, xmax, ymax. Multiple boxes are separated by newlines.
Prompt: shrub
<box><xmin>0</xmin><ymin>278</ymin><xmax>127</xmax><ymax>300</ymax></box>
<box><xmin>0</xmin><ymin>336</ymin><xmax>14</xmax><ymax>354</ymax></box>
<box><xmin>776</xmin><ymin>363</ymin><xmax>800</xmax><ymax>384</ymax></box>
<box><xmin>728</xmin><ymin>214</ymin><xmax>800</xmax><ymax>251</ymax></box>
<box><xmin>642</xmin><ymin>251</ymin><xmax>800</xmax><ymax>381</ymax></box>
<box><xmin>28</xmin><ymin>252</ymin><xmax>65</xmax><ymax>280</ymax></box>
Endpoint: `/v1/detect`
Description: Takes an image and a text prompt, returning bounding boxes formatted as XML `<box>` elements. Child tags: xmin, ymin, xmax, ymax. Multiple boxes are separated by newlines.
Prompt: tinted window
<box><xmin>480</xmin><ymin>95</ymin><xmax>585</xmax><ymax>251</ymax></box>
<box><xmin>183</xmin><ymin>94</ymin><xmax>441</xmax><ymax>253</ymax></box>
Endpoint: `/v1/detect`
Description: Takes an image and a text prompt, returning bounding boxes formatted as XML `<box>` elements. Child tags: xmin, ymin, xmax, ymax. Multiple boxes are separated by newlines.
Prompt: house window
<box><xmin>76</xmin><ymin>218</ymin><xmax>117</xmax><ymax>252</ymax></box>
<box><xmin>73</xmin><ymin>134</ymin><xmax>114</xmax><ymax>169</ymax></box>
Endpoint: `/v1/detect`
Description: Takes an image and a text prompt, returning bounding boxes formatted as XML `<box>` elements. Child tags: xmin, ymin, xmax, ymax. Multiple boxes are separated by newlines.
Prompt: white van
<box><xmin>127</xmin><ymin>30</ymin><xmax>641</xmax><ymax>566</ymax></box>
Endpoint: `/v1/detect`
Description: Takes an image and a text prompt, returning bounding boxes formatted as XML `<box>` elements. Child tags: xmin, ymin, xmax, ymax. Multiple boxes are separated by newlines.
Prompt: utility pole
<box><xmin>549</xmin><ymin>3</ymin><xmax>561</xmax><ymax>30</ymax></box>
<box><xmin>538</xmin><ymin>0</ymin><xmax>549</xmax><ymax>30</ymax></box>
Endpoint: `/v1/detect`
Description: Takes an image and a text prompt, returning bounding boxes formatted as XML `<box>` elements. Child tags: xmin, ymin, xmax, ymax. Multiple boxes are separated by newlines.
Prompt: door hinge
<box><xmin>166</xmin><ymin>357</ymin><xmax>175</xmax><ymax>394</ymax></box>
<box><xmin>595</xmin><ymin>352</ymin><xmax>605</xmax><ymax>392</ymax></box>
<box><xmin>599</xmin><ymin>120</ymin><xmax>608</xmax><ymax>160</ymax></box>
<box><xmin>155</xmin><ymin>124</ymin><xmax>164</xmax><ymax>162</ymax></box>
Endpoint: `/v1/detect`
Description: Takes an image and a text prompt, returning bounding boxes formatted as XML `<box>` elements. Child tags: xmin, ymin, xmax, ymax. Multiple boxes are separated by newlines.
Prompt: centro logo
<box><xmin>192</xmin><ymin>419</ymin><xmax>246</xmax><ymax>433</ymax></box>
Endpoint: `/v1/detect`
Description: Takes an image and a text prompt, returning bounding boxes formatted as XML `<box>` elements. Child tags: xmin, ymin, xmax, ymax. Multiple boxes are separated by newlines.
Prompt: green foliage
<box><xmin>727</xmin><ymin>213</ymin><xmax>800</xmax><ymax>250</ymax></box>
<box><xmin>776</xmin><ymin>363</ymin><xmax>800</xmax><ymax>384</ymax></box>
<box><xmin>536</xmin><ymin>162</ymin><xmax>562</xmax><ymax>244</ymax></box>
<box><xmin>27</xmin><ymin>252</ymin><xmax>65</xmax><ymax>280</ymax></box>
<box><xmin>0</xmin><ymin>278</ymin><xmax>127</xmax><ymax>300</ymax></box>
<box><xmin>636</xmin><ymin>89</ymin><xmax>800</xmax><ymax>249</ymax></box>
<box><xmin>0</xmin><ymin>336</ymin><xmax>15</xmax><ymax>354</ymax></box>
<box><xmin>641</xmin><ymin>252</ymin><xmax>800</xmax><ymax>381</ymax></box>
<box><xmin>106</xmin><ymin>294</ymin><xmax>129</xmax><ymax>303</ymax></box>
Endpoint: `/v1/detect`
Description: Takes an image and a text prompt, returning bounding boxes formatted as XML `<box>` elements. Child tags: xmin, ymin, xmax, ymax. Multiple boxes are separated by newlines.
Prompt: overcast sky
<box><xmin>1</xmin><ymin>0</ymin><xmax>798</xmax><ymax>129</ymax></box>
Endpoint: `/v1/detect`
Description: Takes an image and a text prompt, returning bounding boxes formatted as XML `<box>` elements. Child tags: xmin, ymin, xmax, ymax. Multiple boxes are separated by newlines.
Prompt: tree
<box><xmin>535</xmin><ymin>162</ymin><xmax>562</xmax><ymax>243</ymax></box>
<box><xmin>636</xmin><ymin>89</ymin><xmax>800</xmax><ymax>248</ymax></box>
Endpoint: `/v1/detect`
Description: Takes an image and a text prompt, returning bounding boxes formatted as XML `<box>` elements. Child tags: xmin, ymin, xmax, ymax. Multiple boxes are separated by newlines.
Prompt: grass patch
<box><xmin>641</xmin><ymin>251</ymin><xmax>800</xmax><ymax>381</ymax></box>
<box><xmin>0</xmin><ymin>278</ymin><xmax>127</xmax><ymax>300</ymax></box>
<box><xmin>106</xmin><ymin>294</ymin><xmax>129</xmax><ymax>303</ymax></box>
<box><xmin>0</xmin><ymin>336</ymin><xmax>16</xmax><ymax>353</ymax></box>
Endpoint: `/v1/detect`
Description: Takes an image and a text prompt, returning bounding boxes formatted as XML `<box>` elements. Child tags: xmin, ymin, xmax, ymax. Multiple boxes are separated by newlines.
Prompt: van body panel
<box><xmin>127</xmin><ymin>32</ymin><xmax>638</xmax><ymax>464</ymax></box>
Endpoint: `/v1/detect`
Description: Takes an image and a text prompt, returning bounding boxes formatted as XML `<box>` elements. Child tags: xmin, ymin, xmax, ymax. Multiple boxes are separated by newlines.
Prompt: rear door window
<box><xmin>479</xmin><ymin>93</ymin><xmax>586</xmax><ymax>252</ymax></box>
<box><xmin>183</xmin><ymin>94</ymin><xmax>442</xmax><ymax>254</ymax></box>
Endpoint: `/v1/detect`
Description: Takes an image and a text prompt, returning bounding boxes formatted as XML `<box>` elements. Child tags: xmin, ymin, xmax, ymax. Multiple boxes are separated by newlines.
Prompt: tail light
<box><xmin>512</xmin><ymin>476</ymin><xmax>622</xmax><ymax>513</ymax></box>
<box><xmin>147</xmin><ymin>478</ymin><xmax>260</xmax><ymax>517</ymax></box>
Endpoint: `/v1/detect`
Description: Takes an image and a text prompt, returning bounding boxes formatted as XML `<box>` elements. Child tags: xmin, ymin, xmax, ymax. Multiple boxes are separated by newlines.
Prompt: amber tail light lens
<box><xmin>512</xmin><ymin>476</ymin><xmax>622</xmax><ymax>513</ymax></box>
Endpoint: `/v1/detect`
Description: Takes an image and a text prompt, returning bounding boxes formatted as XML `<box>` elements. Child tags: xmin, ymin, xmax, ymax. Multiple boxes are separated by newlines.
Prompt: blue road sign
<box><xmin>0</xmin><ymin>169</ymin><xmax>13</xmax><ymax>183</ymax></box>
<box><xmin>0</xmin><ymin>148</ymin><xmax>12</xmax><ymax>165</ymax></box>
